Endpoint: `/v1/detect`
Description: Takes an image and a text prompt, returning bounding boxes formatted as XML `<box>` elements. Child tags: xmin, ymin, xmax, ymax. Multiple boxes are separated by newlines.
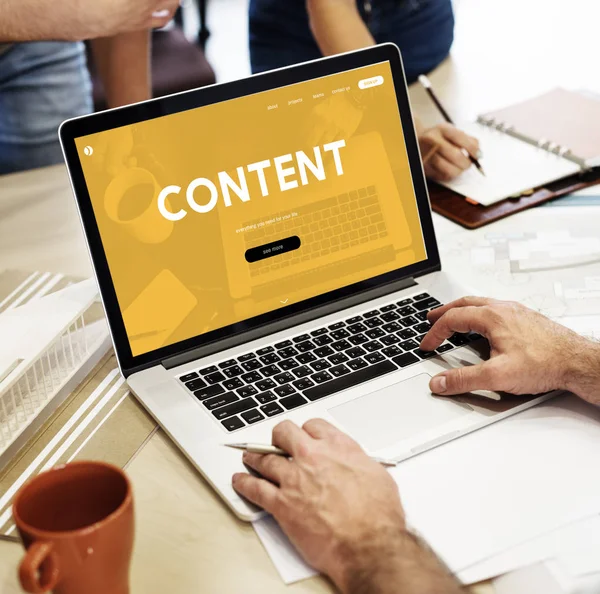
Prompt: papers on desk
<box><xmin>254</xmin><ymin>395</ymin><xmax>600</xmax><ymax>585</ymax></box>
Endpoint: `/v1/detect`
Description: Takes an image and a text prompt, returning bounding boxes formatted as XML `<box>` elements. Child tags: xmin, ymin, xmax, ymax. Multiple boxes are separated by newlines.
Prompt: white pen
<box><xmin>225</xmin><ymin>442</ymin><xmax>397</xmax><ymax>468</ymax></box>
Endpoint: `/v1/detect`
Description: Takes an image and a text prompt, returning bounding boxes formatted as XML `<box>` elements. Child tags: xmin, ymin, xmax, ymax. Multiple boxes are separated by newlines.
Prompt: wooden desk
<box><xmin>0</xmin><ymin>0</ymin><xmax>596</xmax><ymax>591</ymax></box>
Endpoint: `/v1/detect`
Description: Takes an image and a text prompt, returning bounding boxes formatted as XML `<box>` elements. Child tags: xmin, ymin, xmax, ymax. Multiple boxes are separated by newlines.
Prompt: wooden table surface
<box><xmin>0</xmin><ymin>0</ymin><xmax>596</xmax><ymax>591</ymax></box>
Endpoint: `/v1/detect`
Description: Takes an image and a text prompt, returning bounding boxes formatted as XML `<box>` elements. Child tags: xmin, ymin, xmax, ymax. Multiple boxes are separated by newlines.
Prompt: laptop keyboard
<box><xmin>178</xmin><ymin>292</ymin><xmax>481</xmax><ymax>432</ymax></box>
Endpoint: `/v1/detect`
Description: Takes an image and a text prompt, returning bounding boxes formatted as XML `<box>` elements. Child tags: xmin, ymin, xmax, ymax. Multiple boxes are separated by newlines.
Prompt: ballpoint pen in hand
<box><xmin>418</xmin><ymin>74</ymin><xmax>486</xmax><ymax>177</ymax></box>
<box><xmin>225</xmin><ymin>443</ymin><xmax>398</xmax><ymax>467</ymax></box>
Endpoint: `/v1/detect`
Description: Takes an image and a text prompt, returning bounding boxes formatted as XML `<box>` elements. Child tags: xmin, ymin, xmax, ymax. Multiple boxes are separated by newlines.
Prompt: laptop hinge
<box><xmin>161</xmin><ymin>276</ymin><xmax>418</xmax><ymax>370</ymax></box>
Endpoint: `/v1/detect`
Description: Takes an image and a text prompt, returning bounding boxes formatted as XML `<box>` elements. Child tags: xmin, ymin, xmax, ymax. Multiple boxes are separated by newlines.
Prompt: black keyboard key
<box><xmin>346</xmin><ymin>316</ymin><xmax>363</xmax><ymax>324</ymax></box>
<box><xmin>293</xmin><ymin>334</ymin><xmax>311</xmax><ymax>343</ymax></box>
<box><xmin>256</xmin><ymin>378</ymin><xmax>276</xmax><ymax>391</ymax></box>
<box><xmin>399</xmin><ymin>339</ymin><xmax>419</xmax><ymax>351</ymax></box>
<box><xmin>400</xmin><ymin>316</ymin><xmax>418</xmax><ymax>328</ymax></box>
<box><xmin>365</xmin><ymin>328</ymin><xmax>385</xmax><ymax>339</ymax></box>
<box><xmin>347</xmin><ymin>357</ymin><xmax>368</xmax><ymax>371</ymax></box>
<box><xmin>381</xmin><ymin>311</ymin><xmax>400</xmax><ymax>322</ymax></box>
<box><xmin>397</xmin><ymin>328</ymin><xmax>417</xmax><ymax>340</ymax></box>
<box><xmin>313</xmin><ymin>335</ymin><xmax>334</xmax><ymax>346</ymax></box>
<box><xmin>241</xmin><ymin>359</ymin><xmax>261</xmax><ymax>371</ymax></box>
<box><xmin>237</xmin><ymin>385</ymin><xmax>258</xmax><ymax>398</ymax></box>
<box><xmin>398</xmin><ymin>306</ymin><xmax>416</xmax><ymax>317</ymax></box>
<box><xmin>311</xmin><ymin>359</ymin><xmax>331</xmax><ymax>371</ymax></box>
<box><xmin>414</xmin><ymin>322</ymin><xmax>432</xmax><ymax>334</ymax></box>
<box><xmin>413</xmin><ymin>293</ymin><xmax>430</xmax><ymax>301</ymax></box>
<box><xmin>330</xmin><ymin>364</ymin><xmax>351</xmax><ymax>377</ymax></box>
<box><xmin>329</xmin><ymin>352</ymin><xmax>349</xmax><ymax>365</ymax></box>
<box><xmin>297</xmin><ymin>352</ymin><xmax>317</xmax><ymax>364</ymax></box>
<box><xmin>223</xmin><ymin>365</ymin><xmax>244</xmax><ymax>378</ymax></box>
<box><xmin>260</xmin><ymin>353</ymin><xmax>281</xmax><ymax>365</ymax></box>
<box><xmin>261</xmin><ymin>402</ymin><xmax>284</xmax><ymax>417</ymax></box>
<box><xmin>274</xmin><ymin>372</ymin><xmax>295</xmax><ymax>385</ymax></box>
<box><xmin>241</xmin><ymin>409</ymin><xmax>264</xmax><ymax>424</ymax></box>
<box><xmin>261</xmin><ymin>364</ymin><xmax>281</xmax><ymax>377</ymax></box>
<box><xmin>331</xmin><ymin>329</ymin><xmax>350</xmax><ymax>340</ymax></box>
<box><xmin>347</xmin><ymin>346</ymin><xmax>367</xmax><ymax>358</ymax></box>
<box><xmin>382</xmin><ymin>345</ymin><xmax>403</xmax><ymax>357</ymax></box>
<box><xmin>381</xmin><ymin>334</ymin><xmax>401</xmax><ymax>346</ymax></box>
<box><xmin>239</xmin><ymin>353</ymin><xmax>256</xmax><ymax>362</ymax></box>
<box><xmin>380</xmin><ymin>304</ymin><xmax>396</xmax><ymax>312</ymax></box>
<box><xmin>184</xmin><ymin>378</ymin><xmax>207</xmax><ymax>392</ymax></box>
<box><xmin>363</xmin><ymin>309</ymin><xmax>380</xmax><ymax>318</ymax></box>
<box><xmin>348</xmin><ymin>333</ymin><xmax>368</xmax><ymax>345</ymax></box>
<box><xmin>204</xmin><ymin>392</ymin><xmax>239</xmax><ymax>411</ymax></box>
<box><xmin>199</xmin><ymin>366</ymin><xmax>218</xmax><ymax>376</ymax></box>
<box><xmin>275</xmin><ymin>340</ymin><xmax>293</xmax><ymax>349</ymax></box>
<box><xmin>416</xmin><ymin>334</ymin><xmax>427</xmax><ymax>343</ymax></box>
<box><xmin>293</xmin><ymin>378</ymin><xmax>315</xmax><ymax>390</ymax></box>
<box><xmin>223</xmin><ymin>378</ymin><xmax>244</xmax><ymax>391</ymax></box>
<box><xmin>180</xmin><ymin>372</ymin><xmax>199</xmax><ymax>383</ymax></box>
<box><xmin>437</xmin><ymin>343</ymin><xmax>454</xmax><ymax>353</ymax></box>
<box><xmin>348</xmin><ymin>322</ymin><xmax>368</xmax><ymax>334</ymax></box>
<box><xmin>222</xmin><ymin>416</ymin><xmax>245</xmax><ymax>432</ymax></box>
<box><xmin>363</xmin><ymin>340</ymin><xmax>383</xmax><ymax>352</ymax></box>
<box><xmin>280</xmin><ymin>358</ymin><xmax>300</xmax><ymax>370</ymax></box>
<box><xmin>449</xmin><ymin>333</ymin><xmax>470</xmax><ymax>347</ymax></box>
<box><xmin>304</xmin><ymin>360</ymin><xmax>396</xmax><ymax>401</ymax></box>
<box><xmin>219</xmin><ymin>359</ymin><xmax>237</xmax><ymax>369</ymax></box>
<box><xmin>382</xmin><ymin>322</ymin><xmax>401</xmax><ymax>334</ymax></box>
<box><xmin>206</xmin><ymin>371</ymin><xmax>226</xmax><ymax>384</ymax></box>
<box><xmin>315</xmin><ymin>345</ymin><xmax>335</xmax><ymax>358</ymax></box>
<box><xmin>331</xmin><ymin>339</ymin><xmax>352</xmax><ymax>352</ymax></box>
<box><xmin>365</xmin><ymin>352</ymin><xmax>385</xmax><ymax>364</ymax></box>
<box><xmin>292</xmin><ymin>365</ymin><xmax>312</xmax><ymax>378</ymax></box>
<box><xmin>414</xmin><ymin>310</ymin><xmax>429</xmax><ymax>322</ymax></box>
<box><xmin>396</xmin><ymin>298</ymin><xmax>413</xmax><ymax>306</ymax></box>
<box><xmin>364</xmin><ymin>317</ymin><xmax>384</xmax><ymax>328</ymax></box>
<box><xmin>241</xmin><ymin>371</ymin><xmax>262</xmax><ymax>383</ymax></box>
<box><xmin>275</xmin><ymin>384</ymin><xmax>296</xmax><ymax>397</ymax></box>
<box><xmin>193</xmin><ymin>385</ymin><xmax>226</xmax><ymax>400</ymax></box>
<box><xmin>280</xmin><ymin>394</ymin><xmax>308</xmax><ymax>410</ymax></box>
<box><xmin>392</xmin><ymin>352</ymin><xmax>420</xmax><ymax>368</ymax></box>
<box><xmin>468</xmin><ymin>333</ymin><xmax>484</xmax><ymax>342</ymax></box>
<box><xmin>296</xmin><ymin>340</ymin><xmax>316</xmax><ymax>353</ymax></box>
<box><xmin>213</xmin><ymin>397</ymin><xmax>258</xmax><ymax>420</ymax></box>
<box><xmin>257</xmin><ymin>346</ymin><xmax>274</xmax><ymax>356</ymax></box>
<box><xmin>416</xmin><ymin>349</ymin><xmax>436</xmax><ymax>359</ymax></box>
<box><xmin>279</xmin><ymin>346</ymin><xmax>299</xmax><ymax>359</ymax></box>
<box><xmin>414</xmin><ymin>297</ymin><xmax>442</xmax><ymax>311</ymax></box>
<box><xmin>329</xmin><ymin>322</ymin><xmax>345</xmax><ymax>330</ymax></box>
<box><xmin>310</xmin><ymin>328</ymin><xmax>328</xmax><ymax>337</ymax></box>
<box><xmin>311</xmin><ymin>371</ymin><xmax>333</xmax><ymax>384</ymax></box>
<box><xmin>256</xmin><ymin>391</ymin><xmax>277</xmax><ymax>404</ymax></box>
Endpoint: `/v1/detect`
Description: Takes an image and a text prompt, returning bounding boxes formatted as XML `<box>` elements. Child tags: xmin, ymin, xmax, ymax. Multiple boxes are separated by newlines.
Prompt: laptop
<box><xmin>60</xmin><ymin>44</ymin><xmax>554</xmax><ymax>521</ymax></box>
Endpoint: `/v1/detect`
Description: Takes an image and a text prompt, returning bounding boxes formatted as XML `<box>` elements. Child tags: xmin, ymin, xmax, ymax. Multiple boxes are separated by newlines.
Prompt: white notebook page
<box><xmin>438</xmin><ymin>122</ymin><xmax>580</xmax><ymax>206</ymax></box>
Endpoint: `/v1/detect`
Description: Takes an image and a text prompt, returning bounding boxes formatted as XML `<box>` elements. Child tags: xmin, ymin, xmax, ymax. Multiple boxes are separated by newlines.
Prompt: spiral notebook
<box><xmin>437</xmin><ymin>88</ymin><xmax>600</xmax><ymax>207</ymax></box>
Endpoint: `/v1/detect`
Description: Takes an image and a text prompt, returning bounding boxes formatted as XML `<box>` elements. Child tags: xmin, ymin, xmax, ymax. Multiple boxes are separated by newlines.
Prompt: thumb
<box><xmin>430</xmin><ymin>362</ymin><xmax>497</xmax><ymax>396</ymax></box>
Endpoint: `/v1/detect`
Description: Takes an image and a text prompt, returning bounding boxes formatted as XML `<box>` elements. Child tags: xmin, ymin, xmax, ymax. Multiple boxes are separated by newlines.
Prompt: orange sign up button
<box><xmin>245</xmin><ymin>236</ymin><xmax>301</xmax><ymax>263</ymax></box>
<box><xmin>358</xmin><ymin>75</ymin><xmax>384</xmax><ymax>89</ymax></box>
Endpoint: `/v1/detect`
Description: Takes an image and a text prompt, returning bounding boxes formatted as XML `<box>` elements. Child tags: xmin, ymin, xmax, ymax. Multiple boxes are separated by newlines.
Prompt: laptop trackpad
<box><xmin>329</xmin><ymin>373</ymin><xmax>473</xmax><ymax>451</ymax></box>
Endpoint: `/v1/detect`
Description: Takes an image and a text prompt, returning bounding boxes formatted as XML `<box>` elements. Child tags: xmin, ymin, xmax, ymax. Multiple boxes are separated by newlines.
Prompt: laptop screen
<box><xmin>75</xmin><ymin>60</ymin><xmax>427</xmax><ymax>357</ymax></box>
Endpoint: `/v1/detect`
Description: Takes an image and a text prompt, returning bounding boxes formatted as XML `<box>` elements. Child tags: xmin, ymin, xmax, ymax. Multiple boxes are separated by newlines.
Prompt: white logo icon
<box><xmin>83</xmin><ymin>146</ymin><xmax>94</xmax><ymax>156</ymax></box>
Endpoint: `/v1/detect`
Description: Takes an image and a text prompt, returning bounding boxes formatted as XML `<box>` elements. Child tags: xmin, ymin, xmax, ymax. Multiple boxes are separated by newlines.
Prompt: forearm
<box><xmin>564</xmin><ymin>339</ymin><xmax>600</xmax><ymax>405</ymax></box>
<box><xmin>306</xmin><ymin>0</ymin><xmax>374</xmax><ymax>55</ymax></box>
<box><xmin>91</xmin><ymin>31</ymin><xmax>151</xmax><ymax>108</ymax></box>
<box><xmin>333</xmin><ymin>528</ymin><xmax>464</xmax><ymax>594</ymax></box>
<box><xmin>0</xmin><ymin>0</ymin><xmax>78</xmax><ymax>41</ymax></box>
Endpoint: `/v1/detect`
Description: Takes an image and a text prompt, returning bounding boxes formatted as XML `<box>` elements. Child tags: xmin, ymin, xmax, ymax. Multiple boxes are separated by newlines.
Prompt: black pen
<box><xmin>418</xmin><ymin>74</ymin><xmax>486</xmax><ymax>176</ymax></box>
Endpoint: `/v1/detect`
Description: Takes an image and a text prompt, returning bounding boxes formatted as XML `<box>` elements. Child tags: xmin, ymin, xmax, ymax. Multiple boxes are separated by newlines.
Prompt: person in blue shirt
<box><xmin>249</xmin><ymin>0</ymin><xmax>479</xmax><ymax>182</ymax></box>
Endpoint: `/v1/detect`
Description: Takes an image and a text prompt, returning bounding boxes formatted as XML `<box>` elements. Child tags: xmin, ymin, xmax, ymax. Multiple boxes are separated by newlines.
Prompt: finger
<box><xmin>420</xmin><ymin>306</ymin><xmax>490</xmax><ymax>351</ymax></box>
<box><xmin>232</xmin><ymin>473</ymin><xmax>280</xmax><ymax>513</ymax></box>
<box><xmin>302</xmin><ymin>418</ymin><xmax>342</xmax><ymax>440</ymax></box>
<box><xmin>271</xmin><ymin>420</ymin><xmax>312</xmax><ymax>457</ymax></box>
<box><xmin>430</xmin><ymin>360</ymin><xmax>502</xmax><ymax>395</ymax></box>
<box><xmin>242</xmin><ymin>452</ymin><xmax>292</xmax><ymax>484</ymax></box>
<box><xmin>429</xmin><ymin>155</ymin><xmax>463</xmax><ymax>181</ymax></box>
<box><xmin>437</xmin><ymin>140</ymin><xmax>471</xmax><ymax>170</ymax></box>
<box><xmin>427</xmin><ymin>296</ymin><xmax>499</xmax><ymax>323</ymax></box>
<box><xmin>151</xmin><ymin>7</ymin><xmax>177</xmax><ymax>28</ymax></box>
<box><xmin>439</xmin><ymin>123</ymin><xmax>480</xmax><ymax>157</ymax></box>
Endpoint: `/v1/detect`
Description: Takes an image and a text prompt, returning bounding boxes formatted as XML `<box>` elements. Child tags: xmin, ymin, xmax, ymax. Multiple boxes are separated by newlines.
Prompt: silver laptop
<box><xmin>60</xmin><ymin>44</ymin><xmax>552</xmax><ymax>521</ymax></box>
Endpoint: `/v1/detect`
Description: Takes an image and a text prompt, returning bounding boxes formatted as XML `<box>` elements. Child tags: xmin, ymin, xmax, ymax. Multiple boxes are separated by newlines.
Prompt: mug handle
<box><xmin>19</xmin><ymin>541</ymin><xmax>60</xmax><ymax>593</ymax></box>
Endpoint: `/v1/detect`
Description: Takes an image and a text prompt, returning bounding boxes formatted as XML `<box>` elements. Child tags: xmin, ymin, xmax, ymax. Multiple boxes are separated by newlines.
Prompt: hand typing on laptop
<box><xmin>423</xmin><ymin>297</ymin><xmax>600</xmax><ymax>405</ymax></box>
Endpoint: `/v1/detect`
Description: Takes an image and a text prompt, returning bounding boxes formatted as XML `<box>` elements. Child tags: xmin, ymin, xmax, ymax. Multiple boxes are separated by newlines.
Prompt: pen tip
<box><xmin>418</xmin><ymin>74</ymin><xmax>431</xmax><ymax>89</ymax></box>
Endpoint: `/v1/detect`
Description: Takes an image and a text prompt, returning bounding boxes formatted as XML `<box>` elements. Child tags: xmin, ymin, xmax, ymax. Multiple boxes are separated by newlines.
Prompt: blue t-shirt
<box><xmin>249</xmin><ymin>0</ymin><xmax>454</xmax><ymax>82</ymax></box>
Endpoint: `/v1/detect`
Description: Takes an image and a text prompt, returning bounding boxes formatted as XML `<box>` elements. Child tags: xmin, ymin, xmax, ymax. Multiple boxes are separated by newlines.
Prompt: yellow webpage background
<box><xmin>76</xmin><ymin>62</ymin><xmax>427</xmax><ymax>356</ymax></box>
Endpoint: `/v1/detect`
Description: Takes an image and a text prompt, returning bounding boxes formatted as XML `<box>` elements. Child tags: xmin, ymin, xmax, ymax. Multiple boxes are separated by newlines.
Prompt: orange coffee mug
<box><xmin>13</xmin><ymin>461</ymin><xmax>134</xmax><ymax>594</ymax></box>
